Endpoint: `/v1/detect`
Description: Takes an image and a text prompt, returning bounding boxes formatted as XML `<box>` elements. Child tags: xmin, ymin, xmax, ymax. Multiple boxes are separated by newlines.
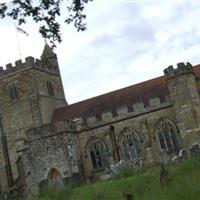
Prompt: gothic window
<box><xmin>46</xmin><ymin>81</ymin><xmax>55</xmax><ymax>97</ymax></box>
<box><xmin>119</xmin><ymin>127</ymin><xmax>142</xmax><ymax>161</ymax></box>
<box><xmin>8</xmin><ymin>84</ymin><xmax>18</xmax><ymax>101</ymax></box>
<box><xmin>155</xmin><ymin>117</ymin><xmax>180</xmax><ymax>155</ymax></box>
<box><xmin>86</xmin><ymin>137</ymin><xmax>107</xmax><ymax>170</ymax></box>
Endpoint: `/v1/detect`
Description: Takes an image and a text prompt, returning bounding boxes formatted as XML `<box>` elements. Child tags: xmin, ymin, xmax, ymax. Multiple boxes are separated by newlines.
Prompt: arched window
<box><xmin>119</xmin><ymin>127</ymin><xmax>142</xmax><ymax>161</ymax></box>
<box><xmin>86</xmin><ymin>137</ymin><xmax>107</xmax><ymax>169</ymax></box>
<box><xmin>155</xmin><ymin>117</ymin><xmax>180</xmax><ymax>155</ymax></box>
<box><xmin>8</xmin><ymin>84</ymin><xmax>18</xmax><ymax>101</ymax></box>
<box><xmin>46</xmin><ymin>81</ymin><xmax>55</xmax><ymax>96</ymax></box>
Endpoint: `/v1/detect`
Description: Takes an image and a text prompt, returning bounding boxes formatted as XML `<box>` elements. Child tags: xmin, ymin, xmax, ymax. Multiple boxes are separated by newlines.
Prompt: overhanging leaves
<box><xmin>0</xmin><ymin>0</ymin><xmax>92</xmax><ymax>48</ymax></box>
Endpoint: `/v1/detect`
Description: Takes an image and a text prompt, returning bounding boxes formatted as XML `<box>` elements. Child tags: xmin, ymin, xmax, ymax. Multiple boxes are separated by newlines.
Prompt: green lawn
<box><xmin>23</xmin><ymin>157</ymin><xmax>200</xmax><ymax>200</ymax></box>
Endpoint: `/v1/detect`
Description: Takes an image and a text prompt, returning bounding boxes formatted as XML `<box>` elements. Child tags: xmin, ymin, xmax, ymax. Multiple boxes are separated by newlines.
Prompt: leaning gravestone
<box><xmin>39</xmin><ymin>179</ymin><xmax>48</xmax><ymax>193</ymax></box>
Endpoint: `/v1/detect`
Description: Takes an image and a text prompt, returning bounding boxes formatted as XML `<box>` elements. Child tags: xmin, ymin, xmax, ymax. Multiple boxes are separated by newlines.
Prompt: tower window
<box><xmin>8</xmin><ymin>84</ymin><xmax>18</xmax><ymax>101</ymax></box>
<box><xmin>46</xmin><ymin>81</ymin><xmax>55</xmax><ymax>97</ymax></box>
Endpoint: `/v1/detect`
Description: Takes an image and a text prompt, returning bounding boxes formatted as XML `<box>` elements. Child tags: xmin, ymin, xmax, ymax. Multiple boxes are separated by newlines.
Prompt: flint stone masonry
<box><xmin>19</xmin><ymin>123</ymin><xmax>80</xmax><ymax>195</ymax></box>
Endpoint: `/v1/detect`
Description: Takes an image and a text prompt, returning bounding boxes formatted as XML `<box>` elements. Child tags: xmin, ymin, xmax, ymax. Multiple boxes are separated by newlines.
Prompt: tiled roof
<box><xmin>194</xmin><ymin>64</ymin><xmax>200</xmax><ymax>77</ymax></box>
<box><xmin>52</xmin><ymin>64</ymin><xmax>200</xmax><ymax>123</ymax></box>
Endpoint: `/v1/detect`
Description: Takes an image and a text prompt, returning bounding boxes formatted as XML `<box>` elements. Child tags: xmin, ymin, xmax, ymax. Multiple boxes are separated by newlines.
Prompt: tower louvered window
<box><xmin>8</xmin><ymin>84</ymin><xmax>18</xmax><ymax>101</ymax></box>
<box><xmin>86</xmin><ymin>137</ymin><xmax>107</xmax><ymax>169</ymax></box>
<box><xmin>155</xmin><ymin>118</ymin><xmax>180</xmax><ymax>155</ymax></box>
<box><xmin>46</xmin><ymin>81</ymin><xmax>55</xmax><ymax>96</ymax></box>
<box><xmin>119</xmin><ymin>127</ymin><xmax>142</xmax><ymax>161</ymax></box>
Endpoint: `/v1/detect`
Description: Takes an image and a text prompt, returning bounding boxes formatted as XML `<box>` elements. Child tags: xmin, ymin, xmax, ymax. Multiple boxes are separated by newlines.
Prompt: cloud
<box><xmin>1</xmin><ymin>1</ymin><xmax>200</xmax><ymax>104</ymax></box>
<box><xmin>0</xmin><ymin>0</ymin><xmax>13</xmax><ymax>3</ymax></box>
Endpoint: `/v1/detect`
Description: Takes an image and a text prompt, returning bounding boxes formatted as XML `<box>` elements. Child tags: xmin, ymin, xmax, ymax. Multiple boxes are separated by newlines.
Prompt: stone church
<box><xmin>0</xmin><ymin>44</ymin><xmax>200</xmax><ymax>196</ymax></box>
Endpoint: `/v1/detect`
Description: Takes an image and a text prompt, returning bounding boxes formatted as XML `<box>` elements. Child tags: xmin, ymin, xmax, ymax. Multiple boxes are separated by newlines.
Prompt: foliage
<box><xmin>21</xmin><ymin>157</ymin><xmax>200</xmax><ymax>200</ymax></box>
<box><xmin>0</xmin><ymin>0</ymin><xmax>92</xmax><ymax>47</ymax></box>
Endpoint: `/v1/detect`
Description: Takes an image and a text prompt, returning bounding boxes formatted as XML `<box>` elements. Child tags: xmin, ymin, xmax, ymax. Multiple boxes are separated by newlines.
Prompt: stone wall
<box><xmin>76</xmin><ymin>99</ymin><xmax>175</xmax><ymax>178</ymax></box>
<box><xmin>31</xmin><ymin>69</ymin><xmax>66</xmax><ymax>124</ymax></box>
<box><xmin>19</xmin><ymin>121</ymin><xmax>80</xmax><ymax>195</ymax></box>
<box><xmin>164</xmin><ymin>62</ymin><xmax>200</xmax><ymax>147</ymax></box>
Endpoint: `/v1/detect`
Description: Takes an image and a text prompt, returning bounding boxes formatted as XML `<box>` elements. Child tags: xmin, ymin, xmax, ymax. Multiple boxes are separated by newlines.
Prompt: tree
<box><xmin>0</xmin><ymin>0</ymin><xmax>92</xmax><ymax>47</ymax></box>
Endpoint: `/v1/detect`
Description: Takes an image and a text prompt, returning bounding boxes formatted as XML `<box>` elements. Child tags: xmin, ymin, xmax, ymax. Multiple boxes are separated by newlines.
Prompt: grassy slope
<box><xmin>25</xmin><ymin>157</ymin><xmax>200</xmax><ymax>200</ymax></box>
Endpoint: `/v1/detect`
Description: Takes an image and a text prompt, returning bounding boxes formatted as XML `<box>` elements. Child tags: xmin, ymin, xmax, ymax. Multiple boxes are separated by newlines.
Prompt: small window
<box><xmin>46</xmin><ymin>81</ymin><xmax>55</xmax><ymax>96</ymax></box>
<box><xmin>8</xmin><ymin>84</ymin><xmax>18</xmax><ymax>101</ymax></box>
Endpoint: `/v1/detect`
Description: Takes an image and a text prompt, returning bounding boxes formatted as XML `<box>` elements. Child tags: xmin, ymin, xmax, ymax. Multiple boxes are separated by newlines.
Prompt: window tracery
<box><xmin>119</xmin><ymin>127</ymin><xmax>142</xmax><ymax>161</ymax></box>
<box><xmin>86</xmin><ymin>137</ymin><xmax>107</xmax><ymax>169</ymax></box>
<box><xmin>155</xmin><ymin>117</ymin><xmax>180</xmax><ymax>155</ymax></box>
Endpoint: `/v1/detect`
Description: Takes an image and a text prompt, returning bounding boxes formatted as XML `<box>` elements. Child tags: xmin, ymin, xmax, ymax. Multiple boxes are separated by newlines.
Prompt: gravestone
<box><xmin>179</xmin><ymin>149</ymin><xmax>187</xmax><ymax>160</ymax></box>
<box><xmin>190</xmin><ymin>144</ymin><xmax>200</xmax><ymax>157</ymax></box>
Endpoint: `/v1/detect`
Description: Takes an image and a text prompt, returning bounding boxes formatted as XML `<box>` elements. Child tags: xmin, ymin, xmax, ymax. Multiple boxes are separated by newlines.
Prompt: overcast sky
<box><xmin>0</xmin><ymin>1</ymin><xmax>200</xmax><ymax>104</ymax></box>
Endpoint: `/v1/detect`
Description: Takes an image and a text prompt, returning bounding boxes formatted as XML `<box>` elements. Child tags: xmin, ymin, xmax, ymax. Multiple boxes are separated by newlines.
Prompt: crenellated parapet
<box><xmin>0</xmin><ymin>56</ymin><xmax>59</xmax><ymax>78</ymax></box>
<box><xmin>164</xmin><ymin>62</ymin><xmax>193</xmax><ymax>80</ymax></box>
<box><xmin>72</xmin><ymin>96</ymin><xmax>172</xmax><ymax>131</ymax></box>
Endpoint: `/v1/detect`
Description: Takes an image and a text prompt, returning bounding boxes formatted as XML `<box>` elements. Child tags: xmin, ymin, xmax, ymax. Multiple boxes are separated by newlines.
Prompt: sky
<box><xmin>1</xmin><ymin>1</ymin><xmax>200</xmax><ymax>104</ymax></box>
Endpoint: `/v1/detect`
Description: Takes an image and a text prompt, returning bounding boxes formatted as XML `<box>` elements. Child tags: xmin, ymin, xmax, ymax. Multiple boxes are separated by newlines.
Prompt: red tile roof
<box><xmin>194</xmin><ymin>64</ymin><xmax>200</xmax><ymax>76</ymax></box>
<box><xmin>52</xmin><ymin>64</ymin><xmax>200</xmax><ymax>123</ymax></box>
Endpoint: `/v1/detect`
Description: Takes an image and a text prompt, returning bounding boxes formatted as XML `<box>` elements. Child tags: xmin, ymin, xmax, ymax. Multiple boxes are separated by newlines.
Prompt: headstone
<box><xmin>179</xmin><ymin>149</ymin><xmax>187</xmax><ymax>160</ymax></box>
<box><xmin>190</xmin><ymin>144</ymin><xmax>200</xmax><ymax>157</ymax></box>
<box><xmin>96</xmin><ymin>192</ymin><xmax>104</xmax><ymax>200</ymax></box>
<box><xmin>171</xmin><ymin>155</ymin><xmax>179</xmax><ymax>164</ymax></box>
<box><xmin>51</xmin><ymin>176</ymin><xmax>64</xmax><ymax>189</ymax></box>
<box><xmin>39</xmin><ymin>179</ymin><xmax>48</xmax><ymax>193</ymax></box>
<box><xmin>127</xmin><ymin>194</ymin><xmax>134</xmax><ymax>200</ymax></box>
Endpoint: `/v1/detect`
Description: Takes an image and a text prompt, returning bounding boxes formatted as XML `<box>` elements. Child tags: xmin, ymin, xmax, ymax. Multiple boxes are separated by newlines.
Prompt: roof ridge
<box><xmin>67</xmin><ymin>74</ymin><xmax>165</xmax><ymax>107</ymax></box>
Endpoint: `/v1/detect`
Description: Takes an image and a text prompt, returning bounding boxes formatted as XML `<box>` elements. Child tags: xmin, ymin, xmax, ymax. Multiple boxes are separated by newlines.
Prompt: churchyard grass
<box><xmin>23</xmin><ymin>157</ymin><xmax>200</xmax><ymax>200</ymax></box>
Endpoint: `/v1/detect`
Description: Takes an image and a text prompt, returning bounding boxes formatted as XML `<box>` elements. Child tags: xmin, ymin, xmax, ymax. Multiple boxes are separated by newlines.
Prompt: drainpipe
<box><xmin>110</xmin><ymin>126</ymin><xmax>120</xmax><ymax>162</ymax></box>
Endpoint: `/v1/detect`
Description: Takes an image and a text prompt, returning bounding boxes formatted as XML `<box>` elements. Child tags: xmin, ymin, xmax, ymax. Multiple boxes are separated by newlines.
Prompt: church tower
<box><xmin>164</xmin><ymin>62</ymin><xmax>200</xmax><ymax>148</ymax></box>
<box><xmin>38</xmin><ymin>43</ymin><xmax>67</xmax><ymax>124</ymax></box>
<box><xmin>0</xmin><ymin>44</ymin><xmax>67</xmax><ymax>193</ymax></box>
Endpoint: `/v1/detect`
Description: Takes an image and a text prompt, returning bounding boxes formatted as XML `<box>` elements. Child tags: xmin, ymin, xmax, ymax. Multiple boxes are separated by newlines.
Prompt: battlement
<box><xmin>164</xmin><ymin>62</ymin><xmax>193</xmax><ymax>79</ymax></box>
<box><xmin>0</xmin><ymin>56</ymin><xmax>59</xmax><ymax>77</ymax></box>
<box><xmin>73</xmin><ymin>96</ymin><xmax>172</xmax><ymax>131</ymax></box>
